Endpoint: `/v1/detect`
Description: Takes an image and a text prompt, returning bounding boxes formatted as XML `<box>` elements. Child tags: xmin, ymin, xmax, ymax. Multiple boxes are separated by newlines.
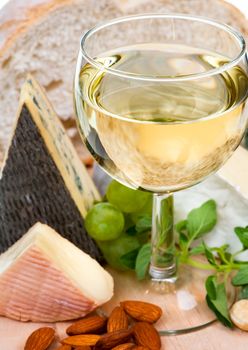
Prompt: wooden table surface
<box><xmin>0</xmin><ymin>146</ymin><xmax>248</xmax><ymax>349</ymax></box>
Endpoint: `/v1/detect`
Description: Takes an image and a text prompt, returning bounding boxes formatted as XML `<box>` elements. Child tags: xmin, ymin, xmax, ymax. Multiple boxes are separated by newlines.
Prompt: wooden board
<box><xmin>0</xmin><ymin>146</ymin><xmax>248</xmax><ymax>349</ymax></box>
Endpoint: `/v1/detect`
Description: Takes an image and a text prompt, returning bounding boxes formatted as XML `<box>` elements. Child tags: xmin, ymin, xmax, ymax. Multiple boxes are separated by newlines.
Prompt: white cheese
<box><xmin>0</xmin><ymin>223</ymin><xmax>113</xmax><ymax>322</ymax></box>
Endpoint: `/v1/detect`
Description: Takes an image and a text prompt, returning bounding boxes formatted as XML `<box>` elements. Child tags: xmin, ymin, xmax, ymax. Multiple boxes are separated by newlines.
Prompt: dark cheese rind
<box><xmin>0</xmin><ymin>77</ymin><xmax>102</xmax><ymax>262</ymax></box>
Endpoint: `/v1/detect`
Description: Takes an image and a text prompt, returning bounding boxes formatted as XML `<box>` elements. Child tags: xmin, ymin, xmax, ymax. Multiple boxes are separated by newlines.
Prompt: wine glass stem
<box><xmin>149</xmin><ymin>192</ymin><xmax>177</xmax><ymax>282</ymax></box>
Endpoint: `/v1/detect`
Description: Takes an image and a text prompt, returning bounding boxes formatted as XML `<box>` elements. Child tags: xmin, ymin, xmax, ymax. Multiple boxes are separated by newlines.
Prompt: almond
<box><xmin>56</xmin><ymin>346</ymin><xmax>72</xmax><ymax>350</ymax></box>
<box><xmin>24</xmin><ymin>327</ymin><xmax>55</xmax><ymax>350</ymax></box>
<box><xmin>74</xmin><ymin>347</ymin><xmax>91</xmax><ymax>350</ymax></box>
<box><xmin>62</xmin><ymin>334</ymin><xmax>101</xmax><ymax>346</ymax></box>
<box><xmin>95</xmin><ymin>329</ymin><xmax>133</xmax><ymax>349</ymax></box>
<box><xmin>107</xmin><ymin>306</ymin><xmax>129</xmax><ymax>332</ymax></box>
<box><xmin>132</xmin><ymin>347</ymin><xmax>150</xmax><ymax>350</ymax></box>
<box><xmin>121</xmin><ymin>301</ymin><xmax>162</xmax><ymax>323</ymax></box>
<box><xmin>133</xmin><ymin>322</ymin><xmax>161</xmax><ymax>350</ymax></box>
<box><xmin>66</xmin><ymin>315</ymin><xmax>107</xmax><ymax>335</ymax></box>
<box><xmin>112</xmin><ymin>343</ymin><xmax>135</xmax><ymax>350</ymax></box>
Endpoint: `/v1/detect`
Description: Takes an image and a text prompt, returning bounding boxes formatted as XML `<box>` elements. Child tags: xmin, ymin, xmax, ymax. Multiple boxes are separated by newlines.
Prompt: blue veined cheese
<box><xmin>0</xmin><ymin>75</ymin><xmax>102</xmax><ymax>261</ymax></box>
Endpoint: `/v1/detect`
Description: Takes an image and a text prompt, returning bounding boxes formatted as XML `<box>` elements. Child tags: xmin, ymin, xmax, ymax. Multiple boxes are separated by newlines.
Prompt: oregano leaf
<box><xmin>190</xmin><ymin>243</ymin><xmax>205</xmax><ymax>255</ymax></box>
<box><xmin>232</xmin><ymin>266</ymin><xmax>248</xmax><ymax>286</ymax></box>
<box><xmin>135</xmin><ymin>215</ymin><xmax>152</xmax><ymax>233</ymax></box>
<box><xmin>206</xmin><ymin>278</ymin><xmax>233</xmax><ymax>328</ymax></box>
<box><xmin>120</xmin><ymin>248</ymin><xmax>140</xmax><ymax>269</ymax></box>
<box><xmin>205</xmin><ymin>275</ymin><xmax>217</xmax><ymax>300</ymax></box>
<box><xmin>234</xmin><ymin>227</ymin><xmax>248</xmax><ymax>249</ymax></box>
<box><xmin>176</xmin><ymin>220</ymin><xmax>188</xmax><ymax>234</ymax></box>
<box><xmin>203</xmin><ymin>242</ymin><xmax>217</xmax><ymax>266</ymax></box>
<box><xmin>239</xmin><ymin>284</ymin><xmax>248</xmax><ymax>300</ymax></box>
<box><xmin>135</xmin><ymin>243</ymin><xmax>151</xmax><ymax>280</ymax></box>
<box><xmin>187</xmin><ymin>200</ymin><xmax>217</xmax><ymax>240</ymax></box>
<box><xmin>179</xmin><ymin>232</ymin><xmax>188</xmax><ymax>250</ymax></box>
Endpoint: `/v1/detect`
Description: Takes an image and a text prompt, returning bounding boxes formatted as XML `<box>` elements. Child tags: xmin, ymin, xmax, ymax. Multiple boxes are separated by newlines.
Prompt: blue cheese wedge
<box><xmin>0</xmin><ymin>75</ymin><xmax>102</xmax><ymax>261</ymax></box>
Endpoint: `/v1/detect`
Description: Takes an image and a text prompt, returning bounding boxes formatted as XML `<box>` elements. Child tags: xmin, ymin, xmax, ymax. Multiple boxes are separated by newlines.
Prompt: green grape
<box><xmin>106</xmin><ymin>180</ymin><xmax>151</xmax><ymax>213</ymax></box>
<box><xmin>130</xmin><ymin>195</ymin><xmax>153</xmax><ymax>223</ymax></box>
<box><xmin>97</xmin><ymin>234</ymin><xmax>140</xmax><ymax>271</ymax></box>
<box><xmin>85</xmin><ymin>202</ymin><xmax>124</xmax><ymax>241</ymax></box>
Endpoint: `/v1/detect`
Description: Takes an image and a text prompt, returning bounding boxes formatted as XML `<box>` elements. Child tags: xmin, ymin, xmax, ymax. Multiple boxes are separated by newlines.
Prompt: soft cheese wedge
<box><xmin>0</xmin><ymin>223</ymin><xmax>114</xmax><ymax>322</ymax></box>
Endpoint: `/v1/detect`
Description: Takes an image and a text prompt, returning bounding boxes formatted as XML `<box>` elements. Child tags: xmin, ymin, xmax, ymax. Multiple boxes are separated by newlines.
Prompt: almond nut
<box><xmin>95</xmin><ymin>329</ymin><xmax>133</xmax><ymax>349</ymax></box>
<box><xmin>62</xmin><ymin>334</ymin><xmax>101</xmax><ymax>346</ymax></box>
<box><xmin>112</xmin><ymin>343</ymin><xmax>135</xmax><ymax>350</ymax></box>
<box><xmin>24</xmin><ymin>327</ymin><xmax>55</xmax><ymax>350</ymax></box>
<box><xmin>133</xmin><ymin>322</ymin><xmax>161</xmax><ymax>350</ymax></box>
<box><xmin>107</xmin><ymin>306</ymin><xmax>129</xmax><ymax>332</ymax></box>
<box><xmin>56</xmin><ymin>346</ymin><xmax>72</xmax><ymax>350</ymax></box>
<box><xmin>121</xmin><ymin>301</ymin><xmax>162</xmax><ymax>324</ymax></box>
<box><xmin>66</xmin><ymin>315</ymin><xmax>107</xmax><ymax>335</ymax></box>
<box><xmin>74</xmin><ymin>347</ymin><xmax>92</xmax><ymax>350</ymax></box>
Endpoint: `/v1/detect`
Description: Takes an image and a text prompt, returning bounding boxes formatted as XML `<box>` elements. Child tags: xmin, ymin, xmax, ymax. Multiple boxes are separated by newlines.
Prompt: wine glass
<box><xmin>74</xmin><ymin>14</ymin><xmax>248</xmax><ymax>333</ymax></box>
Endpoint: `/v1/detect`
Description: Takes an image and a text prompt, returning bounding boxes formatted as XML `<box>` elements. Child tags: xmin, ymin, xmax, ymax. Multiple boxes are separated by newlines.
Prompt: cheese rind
<box><xmin>0</xmin><ymin>223</ymin><xmax>113</xmax><ymax>322</ymax></box>
<box><xmin>0</xmin><ymin>76</ymin><xmax>101</xmax><ymax>260</ymax></box>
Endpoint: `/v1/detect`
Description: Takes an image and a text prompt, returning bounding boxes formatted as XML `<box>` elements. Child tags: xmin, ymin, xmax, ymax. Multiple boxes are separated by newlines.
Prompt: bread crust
<box><xmin>0</xmin><ymin>0</ymin><xmax>247</xmax><ymax>58</ymax></box>
<box><xmin>0</xmin><ymin>0</ymin><xmax>72</xmax><ymax>58</ymax></box>
<box><xmin>222</xmin><ymin>1</ymin><xmax>248</xmax><ymax>33</ymax></box>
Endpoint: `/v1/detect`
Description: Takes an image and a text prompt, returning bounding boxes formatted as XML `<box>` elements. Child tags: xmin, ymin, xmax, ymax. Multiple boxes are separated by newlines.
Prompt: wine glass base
<box><xmin>103</xmin><ymin>264</ymin><xmax>236</xmax><ymax>335</ymax></box>
<box><xmin>149</xmin><ymin>263</ymin><xmax>177</xmax><ymax>283</ymax></box>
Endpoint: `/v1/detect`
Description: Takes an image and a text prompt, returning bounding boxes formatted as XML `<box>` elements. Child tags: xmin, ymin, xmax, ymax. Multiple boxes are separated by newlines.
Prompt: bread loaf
<box><xmin>0</xmin><ymin>0</ymin><xmax>247</xmax><ymax>163</ymax></box>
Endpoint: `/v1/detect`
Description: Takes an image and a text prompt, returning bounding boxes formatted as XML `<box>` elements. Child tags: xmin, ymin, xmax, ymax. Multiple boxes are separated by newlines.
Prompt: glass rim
<box><xmin>80</xmin><ymin>13</ymin><xmax>246</xmax><ymax>82</ymax></box>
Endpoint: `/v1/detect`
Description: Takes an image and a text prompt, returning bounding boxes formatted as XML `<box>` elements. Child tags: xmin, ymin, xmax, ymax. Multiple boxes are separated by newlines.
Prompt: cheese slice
<box><xmin>0</xmin><ymin>222</ymin><xmax>113</xmax><ymax>322</ymax></box>
<box><xmin>0</xmin><ymin>75</ymin><xmax>102</xmax><ymax>260</ymax></box>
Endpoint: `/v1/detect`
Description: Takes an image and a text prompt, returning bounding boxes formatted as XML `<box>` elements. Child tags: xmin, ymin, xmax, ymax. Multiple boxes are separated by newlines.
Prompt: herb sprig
<box><xmin>120</xmin><ymin>199</ymin><xmax>248</xmax><ymax>328</ymax></box>
<box><xmin>175</xmin><ymin>200</ymin><xmax>248</xmax><ymax>327</ymax></box>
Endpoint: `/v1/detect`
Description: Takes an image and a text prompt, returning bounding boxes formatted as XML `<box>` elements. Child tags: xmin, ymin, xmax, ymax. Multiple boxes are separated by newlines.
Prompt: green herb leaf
<box><xmin>135</xmin><ymin>243</ymin><xmax>151</xmax><ymax>280</ymax></box>
<box><xmin>206</xmin><ymin>277</ymin><xmax>233</xmax><ymax>328</ymax></box>
<box><xmin>234</xmin><ymin>259</ymin><xmax>248</xmax><ymax>266</ymax></box>
<box><xmin>239</xmin><ymin>284</ymin><xmax>248</xmax><ymax>300</ymax></box>
<box><xmin>214</xmin><ymin>244</ymin><xmax>229</xmax><ymax>252</ymax></box>
<box><xmin>136</xmin><ymin>230</ymin><xmax>150</xmax><ymax>245</ymax></box>
<box><xmin>187</xmin><ymin>200</ymin><xmax>217</xmax><ymax>240</ymax></box>
<box><xmin>179</xmin><ymin>232</ymin><xmax>188</xmax><ymax>250</ymax></box>
<box><xmin>234</xmin><ymin>226</ymin><xmax>248</xmax><ymax>249</ymax></box>
<box><xmin>206</xmin><ymin>294</ymin><xmax>233</xmax><ymax>328</ymax></box>
<box><xmin>120</xmin><ymin>248</ymin><xmax>140</xmax><ymax>269</ymax></box>
<box><xmin>135</xmin><ymin>215</ymin><xmax>152</xmax><ymax>233</ymax></box>
<box><xmin>124</xmin><ymin>213</ymin><xmax>135</xmax><ymax>231</ymax></box>
<box><xmin>175</xmin><ymin>219</ymin><xmax>188</xmax><ymax>234</ymax></box>
<box><xmin>210</xmin><ymin>245</ymin><xmax>231</xmax><ymax>265</ymax></box>
<box><xmin>205</xmin><ymin>275</ymin><xmax>217</xmax><ymax>300</ymax></box>
<box><xmin>203</xmin><ymin>242</ymin><xmax>217</xmax><ymax>266</ymax></box>
<box><xmin>232</xmin><ymin>266</ymin><xmax>248</xmax><ymax>286</ymax></box>
<box><xmin>190</xmin><ymin>242</ymin><xmax>205</xmax><ymax>255</ymax></box>
<box><xmin>126</xmin><ymin>226</ymin><xmax>137</xmax><ymax>236</ymax></box>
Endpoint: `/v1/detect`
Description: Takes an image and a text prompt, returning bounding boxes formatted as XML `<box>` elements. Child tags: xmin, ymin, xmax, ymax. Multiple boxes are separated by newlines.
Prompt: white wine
<box><xmin>75</xmin><ymin>44</ymin><xmax>248</xmax><ymax>192</ymax></box>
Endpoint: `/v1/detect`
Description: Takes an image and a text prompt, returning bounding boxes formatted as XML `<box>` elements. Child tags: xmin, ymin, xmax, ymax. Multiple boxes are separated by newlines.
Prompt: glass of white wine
<box><xmin>74</xmin><ymin>14</ymin><xmax>248</xmax><ymax>333</ymax></box>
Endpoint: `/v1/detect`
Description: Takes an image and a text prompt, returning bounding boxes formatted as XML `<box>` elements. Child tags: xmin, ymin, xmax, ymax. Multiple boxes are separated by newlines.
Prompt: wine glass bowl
<box><xmin>75</xmin><ymin>14</ymin><xmax>248</xmax><ymax>193</ymax></box>
<box><xmin>74</xmin><ymin>14</ymin><xmax>248</xmax><ymax>333</ymax></box>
